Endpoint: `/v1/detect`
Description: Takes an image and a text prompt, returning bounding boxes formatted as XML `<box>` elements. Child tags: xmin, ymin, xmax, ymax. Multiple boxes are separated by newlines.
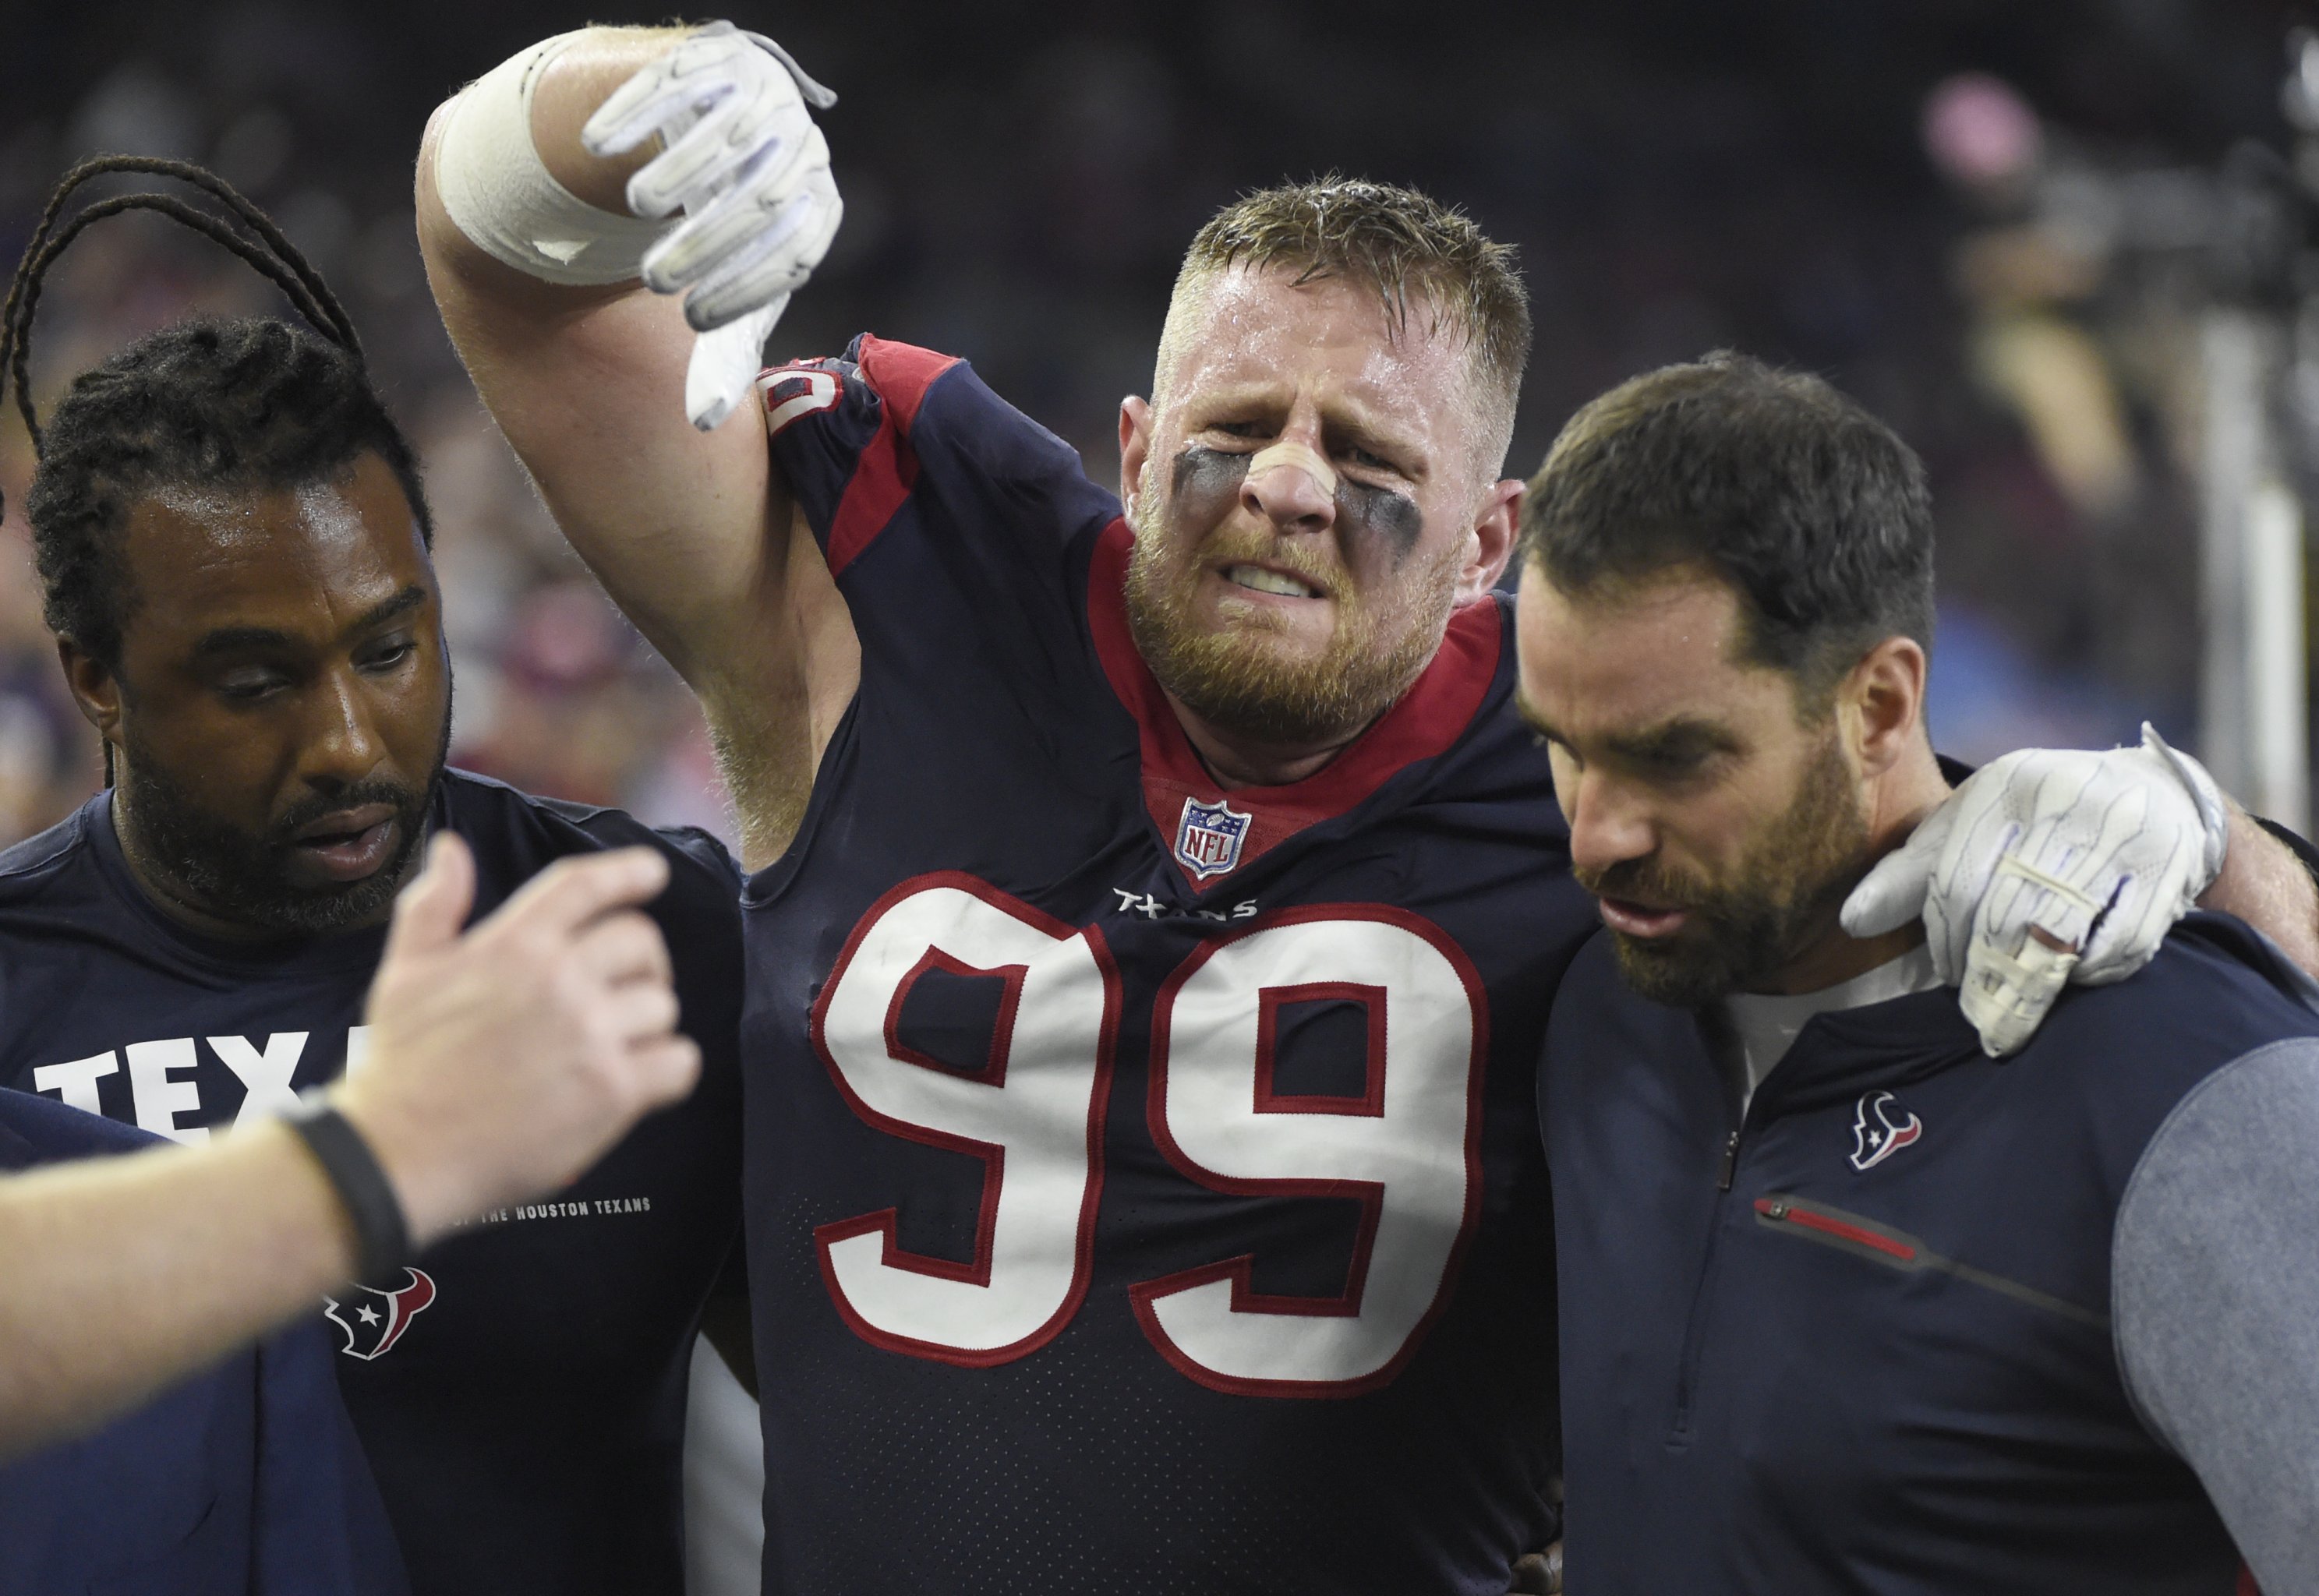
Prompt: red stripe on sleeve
<box><xmin>822</xmin><ymin>337</ymin><xmax>960</xmax><ymax>578</ymax></box>
<box><xmin>856</xmin><ymin>337</ymin><xmax>956</xmax><ymax>433</ymax></box>
<box><xmin>824</xmin><ymin>413</ymin><xmax>911</xmax><ymax>578</ymax></box>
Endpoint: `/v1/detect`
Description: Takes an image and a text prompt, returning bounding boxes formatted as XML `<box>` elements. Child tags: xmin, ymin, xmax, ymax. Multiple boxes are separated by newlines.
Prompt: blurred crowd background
<box><xmin>0</xmin><ymin>0</ymin><xmax>2308</xmax><ymax>849</ymax></box>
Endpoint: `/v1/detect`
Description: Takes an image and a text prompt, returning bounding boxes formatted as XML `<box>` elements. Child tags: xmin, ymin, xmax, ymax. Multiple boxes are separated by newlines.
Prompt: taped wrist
<box><xmin>435</xmin><ymin>31</ymin><xmax>666</xmax><ymax>284</ymax></box>
<box><xmin>287</xmin><ymin>1098</ymin><xmax>412</xmax><ymax>1287</ymax></box>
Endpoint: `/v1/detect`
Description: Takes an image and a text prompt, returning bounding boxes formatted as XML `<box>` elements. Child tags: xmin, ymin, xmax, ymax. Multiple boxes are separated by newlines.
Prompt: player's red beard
<box><xmin>1122</xmin><ymin>480</ymin><xmax>1463</xmax><ymax>750</ymax></box>
<box><xmin>1581</xmin><ymin>725</ymin><xmax>1871</xmax><ymax>1008</ymax></box>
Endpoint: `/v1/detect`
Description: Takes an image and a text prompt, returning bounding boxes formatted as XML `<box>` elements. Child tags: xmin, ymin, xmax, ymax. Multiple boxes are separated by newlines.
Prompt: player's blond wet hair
<box><xmin>1156</xmin><ymin>177</ymin><xmax>1531</xmax><ymax>476</ymax></box>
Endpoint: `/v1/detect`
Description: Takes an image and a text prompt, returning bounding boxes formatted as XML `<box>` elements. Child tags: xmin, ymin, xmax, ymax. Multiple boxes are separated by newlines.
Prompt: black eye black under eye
<box><xmin>1338</xmin><ymin>479</ymin><xmax>1424</xmax><ymax>560</ymax></box>
<box><xmin>1173</xmin><ymin>445</ymin><xmax>1251</xmax><ymax>499</ymax></box>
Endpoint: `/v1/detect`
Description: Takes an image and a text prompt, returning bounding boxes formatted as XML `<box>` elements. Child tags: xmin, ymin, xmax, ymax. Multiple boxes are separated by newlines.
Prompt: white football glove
<box><xmin>582</xmin><ymin>22</ymin><xmax>843</xmax><ymax>430</ymax></box>
<box><xmin>1841</xmin><ymin>724</ymin><xmax>2231</xmax><ymax>1058</ymax></box>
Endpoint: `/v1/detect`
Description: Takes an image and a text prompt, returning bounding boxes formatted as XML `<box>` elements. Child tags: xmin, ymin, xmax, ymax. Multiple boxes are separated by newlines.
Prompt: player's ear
<box><xmin>1119</xmin><ymin>396</ymin><xmax>1154</xmax><ymax>510</ymax></box>
<box><xmin>1842</xmin><ymin>634</ymin><xmax>1927</xmax><ymax>778</ymax></box>
<box><xmin>56</xmin><ymin>637</ymin><xmax>122</xmax><ymax>740</ymax></box>
<box><xmin>1457</xmin><ymin>478</ymin><xmax>1524</xmax><ymax>604</ymax></box>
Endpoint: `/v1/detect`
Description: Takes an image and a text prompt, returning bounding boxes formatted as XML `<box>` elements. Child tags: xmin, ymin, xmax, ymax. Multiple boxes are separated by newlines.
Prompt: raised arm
<box><xmin>415</xmin><ymin>25</ymin><xmax>858</xmax><ymax>866</ymax></box>
<box><xmin>0</xmin><ymin>835</ymin><xmax>695</xmax><ymax>1460</ymax></box>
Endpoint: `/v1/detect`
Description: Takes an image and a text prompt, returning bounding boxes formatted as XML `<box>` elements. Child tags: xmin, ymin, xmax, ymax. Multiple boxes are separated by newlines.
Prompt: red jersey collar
<box><xmin>1085</xmin><ymin>517</ymin><xmax>1503</xmax><ymax>886</ymax></box>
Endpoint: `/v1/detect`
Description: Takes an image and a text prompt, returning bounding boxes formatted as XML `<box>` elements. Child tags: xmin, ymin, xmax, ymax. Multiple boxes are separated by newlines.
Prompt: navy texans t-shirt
<box><xmin>0</xmin><ymin>769</ymin><xmax>745</xmax><ymax>1596</ymax></box>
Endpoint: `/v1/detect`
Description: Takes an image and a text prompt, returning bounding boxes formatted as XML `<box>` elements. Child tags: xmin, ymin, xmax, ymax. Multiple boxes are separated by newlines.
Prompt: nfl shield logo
<box><xmin>1175</xmin><ymin>796</ymin><xmax>1252</xmax><ymax>880</ymax></box>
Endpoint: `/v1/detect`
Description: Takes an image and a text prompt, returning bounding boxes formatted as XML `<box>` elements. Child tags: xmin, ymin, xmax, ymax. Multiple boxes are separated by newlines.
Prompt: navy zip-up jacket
<box><xmin>1542</xmin><ymin>913</ymin><xmax>2315</xmax><ymax>1594</ymax></box>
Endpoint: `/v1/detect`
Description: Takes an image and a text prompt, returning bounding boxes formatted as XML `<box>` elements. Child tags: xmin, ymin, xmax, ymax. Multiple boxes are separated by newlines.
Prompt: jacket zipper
<box><xmin>1668</xmin><ymin>1128</ymin><xmax>1746</xmax><ymax>1442</ymax></box>
<box><xmin>1752</xmin><ymin>1192</ymin><xmax>2110</xmax><ymax>1329</ymax></box>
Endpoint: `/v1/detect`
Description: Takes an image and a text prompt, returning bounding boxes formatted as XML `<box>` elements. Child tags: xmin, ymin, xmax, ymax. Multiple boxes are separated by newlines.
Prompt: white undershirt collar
<box><xmin>1719</xmin><ymin>943</ymin><xmax>1941</xmax><ymax>1115</ymax></box>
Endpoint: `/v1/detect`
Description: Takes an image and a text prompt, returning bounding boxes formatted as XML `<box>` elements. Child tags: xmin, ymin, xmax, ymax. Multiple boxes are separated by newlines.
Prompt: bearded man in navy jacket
<box><xmin>1515</xmin><ymin>352</ymin><xmax>2319</xmax><ymax>1594</ymax></box>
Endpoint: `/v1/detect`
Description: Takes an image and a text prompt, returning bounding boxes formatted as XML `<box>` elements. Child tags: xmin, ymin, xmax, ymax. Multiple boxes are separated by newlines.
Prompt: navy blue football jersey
<box><xmin>0</xmin><ymin>770</ymin><xmax>745</xmax><ymax>1596</ymax></box>
<box><xmin>741</xmin><ymin>337</ymin><xmax>1597</xmax><ymax>1594</ymax></box>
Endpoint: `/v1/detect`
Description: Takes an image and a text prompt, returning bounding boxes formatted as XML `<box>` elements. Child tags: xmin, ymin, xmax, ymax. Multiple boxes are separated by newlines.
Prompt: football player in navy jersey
<box><xmin>1518</xmin><ymin>354</ymin><xmax>2319</xmax><ymax>1594</ymax></box>
<box><xmin>0</xmin><ymin>159</ymin><xmax>745</xmax><ymax>1596</ymax></box>
<box><xmin>417</xmin><ymin>23</ymin><xmax>2319</xmax><ymax>1595</ymax></box>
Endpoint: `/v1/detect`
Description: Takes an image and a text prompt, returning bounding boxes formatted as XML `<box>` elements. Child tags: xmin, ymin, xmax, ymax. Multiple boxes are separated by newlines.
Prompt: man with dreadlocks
<box><xmin>412</xmin><ymin>23</ymin><xmax>2319</xmax><ymax>1595</ymax></box>
<box><xmin>0</xmin><ymin>159</ymin><xmax>746</xmax><ymax>1596</ymax></box>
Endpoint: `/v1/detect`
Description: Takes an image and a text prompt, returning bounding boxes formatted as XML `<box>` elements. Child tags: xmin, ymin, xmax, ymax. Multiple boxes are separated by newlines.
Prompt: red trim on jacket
<box><xmin>1754</xmin><ymin>1197</ymin><xmax>1919</xmax><ymax>1263</ymax></box>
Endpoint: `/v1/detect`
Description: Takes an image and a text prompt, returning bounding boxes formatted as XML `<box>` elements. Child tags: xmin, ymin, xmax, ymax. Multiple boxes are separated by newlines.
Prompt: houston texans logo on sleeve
<box><xmin>1849</xmin><ymin>1091</ymin><xmax>1924</xmax><ymax>1172</ymax></box>
<box><xmin>325</xmin><ymin>1267</ymin><xmax>437</xmax><ymax>1360</ymax></box>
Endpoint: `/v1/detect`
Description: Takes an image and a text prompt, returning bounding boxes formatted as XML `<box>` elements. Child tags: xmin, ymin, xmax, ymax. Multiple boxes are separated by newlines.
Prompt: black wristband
<box><xmin>287</xmin><ymin>1101</ymin><xmax>412</xmax><ymax>1287</ymax></box>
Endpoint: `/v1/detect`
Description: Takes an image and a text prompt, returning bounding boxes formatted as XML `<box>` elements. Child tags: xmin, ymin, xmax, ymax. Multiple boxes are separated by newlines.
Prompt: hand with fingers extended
<box><xmin>330</xmin><ymin>832</ymin><xmax>702</xmax><ymax>1246</ymax></box>
<box><xmin>582</xmin><ymin>20</ymin><xmax>841</xmax><ymax>430</ymax></box>
<box><xmin>1843</xmin><ymin>724</ymin><xmax>2231</xmax><ymax>1057</ymax></box>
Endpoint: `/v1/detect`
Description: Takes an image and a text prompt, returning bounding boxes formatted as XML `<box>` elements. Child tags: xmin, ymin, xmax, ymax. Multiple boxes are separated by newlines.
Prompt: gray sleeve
<box><xmin>2114</xmin><ymin>1038</ymin><xmax>2319</xmax><ymax>1594</ymax></box>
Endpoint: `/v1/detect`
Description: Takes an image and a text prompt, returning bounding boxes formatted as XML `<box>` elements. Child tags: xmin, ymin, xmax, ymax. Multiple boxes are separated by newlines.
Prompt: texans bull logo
<box><xmin>325</xmin><ymin>1268</ymin><xmax>437</xmax><ymax>1360</ymax></box>
<box><xmin>1848</xmin><ymin>1090</ymin><xmax>1924</xmax><ymax>1173</ymax></box>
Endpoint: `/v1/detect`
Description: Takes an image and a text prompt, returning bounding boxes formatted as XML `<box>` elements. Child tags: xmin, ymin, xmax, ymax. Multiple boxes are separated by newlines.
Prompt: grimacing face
<box><xmin>1118</xmin><ymin>265</ymin><xmax>1520</xmax><ymax>751</ymax></box>
<box><xmin>1514</xmin><ymin>566</ymin><xmax>1872</xmax><ymax>1005</ymax></box>
<box><xmin>64</xmin><ymin>451</ymin><xmax>452</xmax><ymax>936</ymax></box>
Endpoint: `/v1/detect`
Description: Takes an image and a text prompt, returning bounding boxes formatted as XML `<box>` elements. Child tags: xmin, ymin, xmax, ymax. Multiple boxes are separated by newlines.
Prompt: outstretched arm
<box><xmin>415</xmin><ymin>25</ymin><xmax>857</xmax><ymax>867</ymax></box>
<box><xmin>0</xmin><ymin>835</ymin><xmax>695</xmax><ymax>1461</ymax></box>
<box><xmin>0</xmin><ymin>1116</ymin><xmax>361</xmax><ymax>1463</ymax></box>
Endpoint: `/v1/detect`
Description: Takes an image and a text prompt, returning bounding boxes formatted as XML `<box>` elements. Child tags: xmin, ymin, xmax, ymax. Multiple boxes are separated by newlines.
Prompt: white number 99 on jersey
<box><xmin>810</xmin><ymin>874</ymin><xmax>1486</xmax><ymax>1397</ymax></box>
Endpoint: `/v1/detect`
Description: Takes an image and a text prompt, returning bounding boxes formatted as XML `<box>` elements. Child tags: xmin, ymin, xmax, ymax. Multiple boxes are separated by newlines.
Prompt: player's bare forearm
<box><xmin>2197</xmin><ymin>809</ymin><xmax>2319</xmax><ymax>976</ymax></box>
<box><xmin>416</xmin><ymin>26</ymin><xmax>861</xmax><ymax>845</ymax></box>
<box><xmin>417</xmin><ymin>97</ymin><xmax>780</xmax><ymax>683</ymax></box>
<box><xmin>415</xmin><ymin>25</ymin><xmax>815</xmax><ymax>666</ymax></box>
<box><xmin>703</xmin><ymin>510</ymin><xmax>861</xmax><ymax>872</ymax></box>
<box><xmin>0</xmin><ymin>1119</ymin><xmax>355</xmax><ymax>1462</ymax></box>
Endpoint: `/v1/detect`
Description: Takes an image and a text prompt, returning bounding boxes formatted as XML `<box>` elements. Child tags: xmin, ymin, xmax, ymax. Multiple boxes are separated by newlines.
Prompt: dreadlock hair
<box><xmin>0</xmin><ymin>156</ymin><xmax>432</xmax><ymax>680</ymax></box>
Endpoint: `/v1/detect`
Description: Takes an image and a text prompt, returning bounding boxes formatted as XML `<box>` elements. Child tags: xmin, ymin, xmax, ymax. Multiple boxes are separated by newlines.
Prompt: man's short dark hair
<box><xmin>1517</xmin><ymin>351</ymin><xmax>1935</xmax><ymax>704</ymax></box>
